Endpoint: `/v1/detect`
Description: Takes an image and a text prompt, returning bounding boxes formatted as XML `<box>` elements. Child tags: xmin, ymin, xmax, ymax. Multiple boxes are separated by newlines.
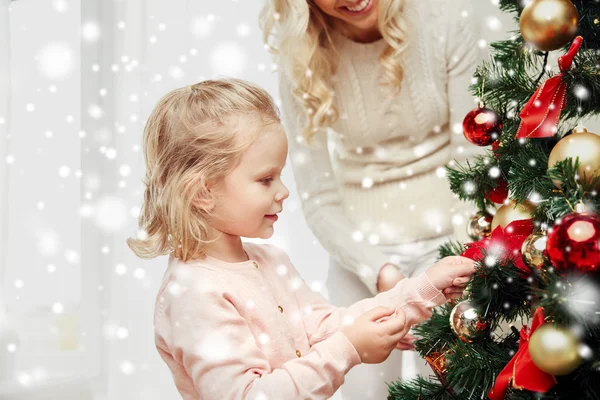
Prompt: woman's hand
<box><xmin>376</xmin><ymin>263</ymin><xmax>406</xmax><ymax>292</ymax></box>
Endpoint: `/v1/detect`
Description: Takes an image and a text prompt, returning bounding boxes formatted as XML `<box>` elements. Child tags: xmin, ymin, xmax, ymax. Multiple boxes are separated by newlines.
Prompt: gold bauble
<box><xmin>491</xmin><ymin>200</ymin><xmax>536</xmax><ymax>231</ymax></box>
<box><xmin>520</xmin><ymin>0</ymin><xmax>579</xmax><ymax>52</ymax></box>
<box><xmin>529</xmin><ymin>324</ymin><xmax>583</xmax><ymax>375</ymax></box>
<box><xmin>449</xmin><ymin>301</ymin><xmax>482</xmax><ymax>342</ymax></box>
<box><xmin>466</xmin><ymin>212</ymin><xmax>493</xmax><ymax>240</ymax></box>
<box><xmin>548</xmin><ymin>126</ymin><xmax>600</xmax><ymax>189</ymax></box>
<box><xmin>521</xmin><ymin>232</ymin><xmax>549</xmax><ymax>269</ymax></box>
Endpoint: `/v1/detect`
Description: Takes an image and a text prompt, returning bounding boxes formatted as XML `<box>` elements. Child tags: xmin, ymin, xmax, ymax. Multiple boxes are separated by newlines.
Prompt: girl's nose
<box><xmin>275</xmin><ymin>183</ymin><xmax>289</xmax><ymax>202</ymax></box>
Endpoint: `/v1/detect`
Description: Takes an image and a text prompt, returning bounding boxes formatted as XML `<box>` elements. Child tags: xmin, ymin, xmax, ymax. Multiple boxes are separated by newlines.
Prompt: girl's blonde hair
<box><xmin>127</xmin><ymin>78</ymin><xmax>280</xmax><ymax>261</ymax></box>
<box><xmin>260</xmin><ymin>0</ymin><xmax>409</xmax><ymax>141</ymax></box>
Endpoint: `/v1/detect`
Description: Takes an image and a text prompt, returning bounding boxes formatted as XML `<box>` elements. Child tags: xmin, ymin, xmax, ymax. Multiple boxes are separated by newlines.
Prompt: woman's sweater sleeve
<box><xmin>277</xmin><ymin>73</ymin><xmax>392</xmax><ymax>295</ymax></box>
<box><xmin>155</xmin><ymin>270</ymin><xmax>361</xmax><ymax>400</ymax></box>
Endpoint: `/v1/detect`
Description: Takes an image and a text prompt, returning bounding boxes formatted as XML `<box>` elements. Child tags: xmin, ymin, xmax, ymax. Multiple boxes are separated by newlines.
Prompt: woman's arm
<box><xmin>277</xmin><ymin>73</ymin><xmax>397</xmax><ymax>295</ymax></box>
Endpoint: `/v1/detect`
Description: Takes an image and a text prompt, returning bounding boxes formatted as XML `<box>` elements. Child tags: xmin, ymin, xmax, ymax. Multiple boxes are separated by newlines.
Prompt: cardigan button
<box><xmin>296</xmin><ymin>350</ymin><xmax>302</xmax><ymax>357</ymax></box>
<box><xmin>278</xmin><ymin>306</ymin><xmax>283</xmax><ymax>313</ymax></box>
<box><xmin>253</xmin><ymin>262</ymin><xmax>259</xmax><ymax>269</ymax></box>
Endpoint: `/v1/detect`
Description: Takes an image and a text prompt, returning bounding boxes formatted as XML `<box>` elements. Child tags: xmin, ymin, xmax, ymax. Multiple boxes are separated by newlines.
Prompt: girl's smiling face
<box><xmin>208</xmin><ymin>116</ymin><xmax>289</xmax><ymax>240</ymax></box>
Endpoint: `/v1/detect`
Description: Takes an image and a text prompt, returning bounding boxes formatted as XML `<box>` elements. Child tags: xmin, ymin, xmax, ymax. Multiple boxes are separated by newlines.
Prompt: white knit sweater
<box><xmin>277</xmin><ymin>0</ymin><xmax>483</xmax><ymax>294</ymax></box>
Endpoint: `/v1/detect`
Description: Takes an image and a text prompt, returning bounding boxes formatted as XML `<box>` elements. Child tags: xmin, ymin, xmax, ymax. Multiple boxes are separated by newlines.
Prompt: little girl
<box><xmin>127</xmin><ymin>78</ymin><xmax>476</xmax><ymax>399</ymax></box>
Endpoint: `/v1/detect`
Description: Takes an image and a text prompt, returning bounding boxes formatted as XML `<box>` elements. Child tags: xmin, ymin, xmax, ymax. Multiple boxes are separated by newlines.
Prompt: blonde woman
<box><xmin>261</xmin><ymin>0</ymin><xmax>482</xmax><ymax>397</ymax></box>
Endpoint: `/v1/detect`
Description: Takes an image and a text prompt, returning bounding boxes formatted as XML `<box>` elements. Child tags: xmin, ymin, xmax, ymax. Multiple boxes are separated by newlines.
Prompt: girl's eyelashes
<box><xmin>259</xmin><ymin>172</ymin><xmax>282</xmax><ymax>185</ymax></box>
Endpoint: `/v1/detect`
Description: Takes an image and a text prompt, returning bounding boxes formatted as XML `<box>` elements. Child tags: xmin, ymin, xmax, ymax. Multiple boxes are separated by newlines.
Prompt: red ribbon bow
<box><xmin>516</xmin><ymin>36</ymin><xmax>583</xmax><ymax>139</ymax></box>
<box><xmin>488</xmin><ymin>307</ymin><xmax>557</xmax><ymax>400</ymax></box>
<box><xmin>461</xmin><ymin>219</ymin><xmax>533</xmax><ymax>274</ymax></box>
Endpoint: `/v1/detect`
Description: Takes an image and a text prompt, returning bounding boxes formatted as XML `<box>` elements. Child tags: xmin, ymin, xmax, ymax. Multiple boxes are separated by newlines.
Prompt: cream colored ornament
<box><xmin>529</xmin><ymin>323</ymin><xmax>584</xmax><ymax>375</ymax></box>
<box><xmin>491</xmin><ymin>200</ymin><xmax>536</xmax><ymax>231</ymax></box>
<box><xmin>548</xmin><ymin>126</ymin><xmax>600</xmax><ymax>189</ymax></box>
<box><xmin>520</xmin><ymin>0</ymin><xmax>579</xmax><ymax>51</ymax></box>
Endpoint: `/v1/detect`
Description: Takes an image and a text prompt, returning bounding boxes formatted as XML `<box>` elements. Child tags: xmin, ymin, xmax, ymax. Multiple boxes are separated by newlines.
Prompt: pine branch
<box><xmin>506</xmin><ymin>138</ymin><xmax>556</xmax><ymax>207</ymax></box>
<box><xmin>387</xmin><ymin>377</ymin><xmax>457</xmax><ymax>400</ymax></box>
<box><xmin>438</xmin><ymin>240</ymin><xmax>465</xmax><ymax>259</ymax></box>
<box><xmin>468</xmin><ymin>254</ymin><xmax>533</xmax><ymax>328</ymax></box>
<box><xmin>562</xmin><ymin>50</ymin><xmax>600</xmax><ymax>120</ymax></box>
<box><xmin>413</xmin><ymin>304</ymin><xmax>457</xmax><ymax>356</ymax></box>
<box><xmin>444</xmin><ymin>338</ymin><xmax>517</xmax><ymax>400</ymax></box>
<box><xmin>446</xmin><ymin>154</ymin><xmax>498</xmax><ymax>211</ymax></box>
<box><xmin>537</xmin><ymin>269</ymin><xmax>600</xmax><ymax>341</ymax></box>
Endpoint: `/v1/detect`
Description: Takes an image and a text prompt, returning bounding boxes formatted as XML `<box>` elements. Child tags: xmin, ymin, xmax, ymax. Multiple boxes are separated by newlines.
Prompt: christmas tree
<box><xmin>388</xmin><ymin>1</ymin><xmax>600</xmax><ymax>399</ymax></box>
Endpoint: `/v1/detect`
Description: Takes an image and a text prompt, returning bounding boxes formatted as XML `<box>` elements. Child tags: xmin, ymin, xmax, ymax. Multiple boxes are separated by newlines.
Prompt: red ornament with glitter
<box><xmin>485</xmin><ymin>178</ymin><xmax>509</xmax><ymax>204</ymax></box>
<box><xmin>462</xmin><ymin>219</ymin><xmax>534</xmax><ymax>275</ymax></box>
<box><xmin>546</xmin><ymin>210</ymin><xmax>600</xmax><ymax>272</ymax></box>
<box><xmin>462</xmin><ymin>105</ymin><xmax>503</xmax><ymax>146</ymax></box>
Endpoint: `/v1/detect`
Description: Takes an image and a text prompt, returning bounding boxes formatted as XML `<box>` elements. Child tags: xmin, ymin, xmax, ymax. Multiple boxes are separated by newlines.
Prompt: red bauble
<box><xmin>485</xmin><ymin>178</ymin><xmax>509</xmax><ymax>204</ymax></box>
<box><xmin>463</xmin><ymin>106</ymin><xmax>503</xmax><ymax>146</ymax></box>
<box><xmin>546</xmin><ymin>212</ymin><xmax>600</xmax><ymax>272</ymax></box>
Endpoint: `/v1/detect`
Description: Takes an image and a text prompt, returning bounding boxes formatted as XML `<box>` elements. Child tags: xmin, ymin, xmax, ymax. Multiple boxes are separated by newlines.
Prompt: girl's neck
<box><xmin>204</xmin><ymin>232</ymin><xmax>249</xmax><ymax>263</ymax></box>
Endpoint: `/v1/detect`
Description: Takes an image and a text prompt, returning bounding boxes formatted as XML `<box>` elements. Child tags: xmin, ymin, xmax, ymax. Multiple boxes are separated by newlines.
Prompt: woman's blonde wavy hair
<box><xmin>260</xmin><ymin>0</ymin><xmax>409</xmax><ymax>142</ymax></box>
<box><xmin>127</xmin><ymin>78</ymin><xmax>280</xmax><ymax>262</ymax></box>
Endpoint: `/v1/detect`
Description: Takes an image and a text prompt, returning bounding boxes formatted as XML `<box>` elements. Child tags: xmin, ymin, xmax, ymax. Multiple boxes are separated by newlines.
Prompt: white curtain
<box><xmin>0</xmin><ymin>0</ymin><xmax>86</xmax><ymax>397</ymax></box>
<box><xmin>0</xmin><ymin>0</ymin><xmax>18</xmax><ymax>386</ymax></box>
<box><xmin>0</xmin><ymin>0</ymin><xmax>11</xmax><ymax>305</ymax></box>
<box><xmin>0</xmin><ymin>1</ymin><xmax>530</xmax><ymax>399</ymax></box>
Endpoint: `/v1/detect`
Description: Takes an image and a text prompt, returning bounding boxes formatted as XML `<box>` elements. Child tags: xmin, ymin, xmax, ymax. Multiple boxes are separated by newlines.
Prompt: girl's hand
<box><xmin>342</xmin><ymin>307</ymin><xmax>410</xmax><ymax>364</ymax></box>
<box><xmin>395</xmin><ymin>333</ymin><xmax>417</xmax><ymax>351</ymax></box>
<box><xmin>443</xmin><ymin>276</ymin><xmax>472</xmax><ymax>299</ymax></box>
<box><xmin>424</xmin><ymin>256</ymin><xmax>476</xmax><ymax>299</ymax></box>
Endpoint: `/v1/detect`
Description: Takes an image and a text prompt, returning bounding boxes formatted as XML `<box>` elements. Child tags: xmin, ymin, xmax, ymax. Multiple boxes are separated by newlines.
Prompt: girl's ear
<box><xmin>191</xmin><ymin>180</ymin><xmax>217</xmax><ymax>211</ymax></box>
<box><xmin>193</xmin><ymin>194</ymin><xmax>215</xmax><ymax>211</ymax></box>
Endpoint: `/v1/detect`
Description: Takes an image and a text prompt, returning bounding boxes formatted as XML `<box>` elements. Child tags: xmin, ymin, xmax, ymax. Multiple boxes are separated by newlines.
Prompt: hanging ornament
<box><xmin>516</xmin><ymin>36</ymin><xmax>583</xmax><ymax>139</ymax></box>
<box><xmin>520</xmin><ymin>0</ymin><xmax>579</xmax><ymax>52</ymax></box>
<box><xmin>463</xmin><ymin>219</ymin><xmax>534</xmax><ymax>275</ymax></box>
<box><xmin>491</xmin><ymin>200</ymin><xmax>536</xmax><ymax>231</ymax></box>
<box><xmin>466</xmin><ymin>211</ymin><xmax>493</xmax><ymax>240</ymax></box>
<box><xmin>546</xmin><ymin>208</ymin><xmax>600</xmax><ymax>272</ymax></box>
<box><xmin>449</xmin><ymin>301</ymin><xmax>486</xmax><ymax>342</ymax></box>
<box><xmin>489</xmin><ymin>308</ymin><xmax>557</xmax><ymax>400</ymax></box>
<box><xmin>462</xmin><ymin>102</ymin><xmax>502</xmax><ymax>146</ymax></box>
<box><xmin>529</xmin><ymin>323</ymin><xmax>584</xmax><ymax>375</ymax></box>
<box><xmin>521</xmin><ymin>232</ymin><xmax>549</xmax><ymax>269</ymax></box>
<box><xmin>485</xmin><ymin>178</ymin><xmax>509</xmax><ymax>204</ymax></box>
<box><xmin>425</xmin><ymin>351</ymin><xmax>450</xmax><ymax>386</ymax></box>
<box><xmin>548</xmin><ymin>126</ymin><xmax>600</xmax><ymax>189</ymax></box>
